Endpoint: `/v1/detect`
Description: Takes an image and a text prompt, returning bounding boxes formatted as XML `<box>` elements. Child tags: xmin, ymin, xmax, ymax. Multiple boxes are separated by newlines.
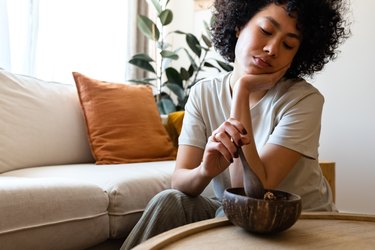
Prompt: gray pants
<box><xmin>120</xmin><ymin>189</ymin><xmax>222</xmax><ymax>250</ymax></box>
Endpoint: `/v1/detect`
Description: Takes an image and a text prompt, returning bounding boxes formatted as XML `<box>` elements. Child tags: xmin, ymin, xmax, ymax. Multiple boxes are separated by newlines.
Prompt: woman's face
<box><xmin>234</xmin><ymin>4</ymin><xmax>301</xmax><ymax>75</ymax></box>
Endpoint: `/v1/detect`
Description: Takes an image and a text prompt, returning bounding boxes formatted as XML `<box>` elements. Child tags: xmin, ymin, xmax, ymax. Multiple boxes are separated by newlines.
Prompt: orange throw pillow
<box><xmin>72</xmin><ymin>72</ymin><xmax>176</xmax><ymax>164</ymax></box>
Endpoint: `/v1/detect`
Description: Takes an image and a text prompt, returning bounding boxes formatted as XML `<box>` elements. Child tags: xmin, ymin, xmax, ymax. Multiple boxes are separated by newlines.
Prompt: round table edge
<box><xmin>133</xmin><ymin>212</ymin><xmax>375</xmax><ymax>250</ymax></box>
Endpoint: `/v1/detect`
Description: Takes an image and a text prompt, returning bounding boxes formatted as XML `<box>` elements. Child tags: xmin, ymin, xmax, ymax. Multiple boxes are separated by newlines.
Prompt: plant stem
<box><xmin>159</xmin><ymin>28</ymin><xmax>163</xmax><ymax>98</ymax></box>
<box><xmin>191</xmin><ymin>48</ymin><xmax>208</xmax><ymax>89</ymax></box>
<box><xmin>157</xmin><ymin>7</ymin><xmax>165</xmax><ymax>103</ymax></box>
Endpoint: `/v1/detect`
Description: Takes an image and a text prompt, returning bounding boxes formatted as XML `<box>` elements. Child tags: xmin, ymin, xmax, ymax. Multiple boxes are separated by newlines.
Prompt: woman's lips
<box><xmin>253</xmin><ymin>57</ymin><xmax>272</xmax><ymax>68</ymax></box>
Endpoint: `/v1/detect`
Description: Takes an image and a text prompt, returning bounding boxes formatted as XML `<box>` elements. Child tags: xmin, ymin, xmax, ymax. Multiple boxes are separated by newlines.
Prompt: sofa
<box><xmin>0</xmin><ymin>69</ymin><xmax>202</xmax><ymax>250</ymax></box>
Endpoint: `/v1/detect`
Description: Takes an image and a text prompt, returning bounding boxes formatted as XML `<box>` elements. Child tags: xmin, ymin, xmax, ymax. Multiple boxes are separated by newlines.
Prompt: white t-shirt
<box><xmin>179</xmin><ymin>72</ymin><xmax>336</xmax><ymax>211</ymax></box>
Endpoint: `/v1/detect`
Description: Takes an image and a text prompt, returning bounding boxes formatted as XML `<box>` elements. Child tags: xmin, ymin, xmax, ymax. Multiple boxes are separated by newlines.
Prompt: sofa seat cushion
<box><xmin>0</xmin><ymin>177</ymin><xmax>109</xmax><ymax>250</ymax></box>
<box><xmin>1</xmin><ymin>161</ymin><xmax>176</xmax><ymax>238</ymax></box>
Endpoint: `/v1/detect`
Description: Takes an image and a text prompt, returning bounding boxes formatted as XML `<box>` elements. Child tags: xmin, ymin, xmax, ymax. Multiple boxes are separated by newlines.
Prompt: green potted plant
<box><xmin>128</xmin><ymin>0</ymin><xmax>233</xmax><ymax>114</ymax></box>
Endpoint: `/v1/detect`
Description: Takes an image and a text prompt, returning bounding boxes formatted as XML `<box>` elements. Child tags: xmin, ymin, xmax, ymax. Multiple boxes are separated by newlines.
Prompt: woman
<box><xmin>121</xmin><ymin>0</ymin><xmax>350</xmax><ymax>249</ymax></box>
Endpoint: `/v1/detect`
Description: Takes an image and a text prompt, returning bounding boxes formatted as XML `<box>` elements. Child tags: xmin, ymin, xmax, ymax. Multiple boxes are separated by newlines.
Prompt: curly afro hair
<box><xmin>211</xmin><ymin>0</ymin><xmax>351</xmax><ymax>78</ymax></box>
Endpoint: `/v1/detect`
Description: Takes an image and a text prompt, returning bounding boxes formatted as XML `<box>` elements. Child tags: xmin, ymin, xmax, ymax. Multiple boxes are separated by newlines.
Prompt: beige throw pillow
<box><xmin>0</xmin><ymin>69</ymin><xmax>94</xmax><ymax>173</ymax></box>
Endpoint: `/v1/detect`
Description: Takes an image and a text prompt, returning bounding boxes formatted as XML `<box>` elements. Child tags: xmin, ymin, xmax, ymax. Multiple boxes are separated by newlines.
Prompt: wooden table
<box><xmin>133</xmin><ymin>212</ymin><xmax>375</xmax><ymax>250</ymax></box>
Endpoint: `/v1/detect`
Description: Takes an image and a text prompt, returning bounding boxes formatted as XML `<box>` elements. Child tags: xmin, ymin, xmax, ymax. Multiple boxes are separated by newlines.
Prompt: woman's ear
<box><xmin>235</xmin><ymin>27</ymin><xmax>240</xmax><ymax>38</ymax></box>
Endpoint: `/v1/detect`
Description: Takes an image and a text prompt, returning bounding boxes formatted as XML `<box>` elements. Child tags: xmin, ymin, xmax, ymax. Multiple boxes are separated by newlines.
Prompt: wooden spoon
<box><xmin>238</xmin><ymin>147</ymin><xmax>265</xmax><ymax>199</ymax></box>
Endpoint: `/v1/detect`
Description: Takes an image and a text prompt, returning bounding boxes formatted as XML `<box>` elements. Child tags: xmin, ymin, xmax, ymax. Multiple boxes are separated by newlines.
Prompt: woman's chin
<box><xmin>236</xmin><ymin>63</ymin><xmax>273</xmax><ymax>75</ymax></box>
<box><xmin>245</xmin><ymin>67</ymin><xmax>269</xmax><ymax>75</ymax></box>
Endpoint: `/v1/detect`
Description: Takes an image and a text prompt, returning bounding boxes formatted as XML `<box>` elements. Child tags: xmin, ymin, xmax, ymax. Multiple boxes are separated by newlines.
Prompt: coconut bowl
<box><xmin>223</xmin><ymin>187</ymin><xmax>302</xmax><ymax>234</ymax></box>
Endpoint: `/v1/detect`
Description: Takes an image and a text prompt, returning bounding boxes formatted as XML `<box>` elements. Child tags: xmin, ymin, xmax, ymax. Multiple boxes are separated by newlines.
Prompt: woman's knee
<box><xmin>150</xmin><ymin>189</ymin><xmax>186</xmax><ymax>207</ymax></box>
<box><xmin>141</xmin><ymin>189</ymin><xmax>189</xmax><ymax>219</ymax></box>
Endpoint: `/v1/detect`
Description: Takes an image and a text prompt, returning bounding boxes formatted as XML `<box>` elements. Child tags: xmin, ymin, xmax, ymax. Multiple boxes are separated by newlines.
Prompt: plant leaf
<box><xmin>165</xmin><ymin>67</ymin><xmax>183</xmax><ymax>87</ymax></box>
<box><xmin>157</xmin><ymin>40</ymin><xmax>172</xmax><ymax>50</ymax></box>
<box><xmin>203</xmin><ymin>61</ymin><xmax>217</xmax><ymax>68</ymax></box>
<box><xmin>216</xmin><ymin>60</ymin><xmax>234</xmax><ymax>71</ymax></box>
<box><xmin>204</xmin><ymin>19</ymin><xmax>213</xmax><ymax>37</ymax></box>
<box><xmin>201</xmin><ymin>34</ymin><xmax>212</xmax><ymax>48</ymax></box>
<box><xmin>182</xmin><ymin>48</ymin><xmax>198</xmax><ymax>69</ymax></box>
<box><xmin>148</xmin><ymin>0</ymin><xmax>162</xmax><ymax>14</ymax></box>
<box><xmin>129</xmin><ymin>58</ymin><xmax>156</xmax><ymax>73</ymax></box>
<box><xmin>159</xmin><ymin>9</ymin><xmax>173</xmax><ymax>25</ymax></box>
<box><xmin>143</xmin><ymin>77</ymin><xmax>158</xmax><ymax>81</ymax></box>
<box><xmin>203</xmin><ymin>62</ymin><xmax>221</xmax><ymax>72</ymax></box>
<box><xmin>158</xmin><ymin>97</ymin><xmax>176</xmax><ymax>114</ymax></box>
<box><xmin>127</xmin><ymin>79</ymin><xmax>153</xmax><ymax>85</ymax></box>
<box><xmin>131</xmin><ymin>53</ymin><xmax>154</xmax><ymax>62</ymax></box>
<box><xmin>128</xmin><ymin>77</ymin><xmax>158</xmax><ymax>84</ymax></box>
<box><xmin>160</xmin><ymin>50</ymin><xmax>179</xmax><ymax>60</ymax></box>
<box><xmin>138</xmin><ymin>15</ymin><xmax>160</xmax><ymax>41</ymax></box>
<box><xmin>174</xmin><ymin>30</ymin><xmax>186</xmax><ymax>35</ymax></box>
<box><xmin>188</xmin><ymin>64</ymin><xmax>195</xmax><ymax>77</ymax></box>
<box><xmin>180</xmin><ymin>67</ymin><xmax>190</xmax><ymax>80</ymax></box>
<box><xmin>166</xmin><ymin>83</ymin><xmax>186</xmax><ymax>102</ymax></box>
<box><xmin>157</xmin><ymin>102</ymin><xmax>166</xmax><ymax>115</ymax></box>
<box><xmin>186</xmin><ymin>33</ymin><xmax>201</xmax><ymax>57</ymax></box>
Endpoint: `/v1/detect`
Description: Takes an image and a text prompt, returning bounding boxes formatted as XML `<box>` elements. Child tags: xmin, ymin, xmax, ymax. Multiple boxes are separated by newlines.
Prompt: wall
<box><xmin>311</xmin><ymin>0</ymin><xmax>375</xmax><ymax>214</ymax></box>
<box><xmin>172</xmin><ymin>0</ymin><xmax>375</xmax><ymax>214</ymax></box>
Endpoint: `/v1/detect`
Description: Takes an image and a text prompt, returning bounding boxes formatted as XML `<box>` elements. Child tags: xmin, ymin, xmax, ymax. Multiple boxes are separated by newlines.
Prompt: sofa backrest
<box><xmin>0</xmin><ymin>69</ymin><xmax>94</xmax><ymax>173</ymax></box>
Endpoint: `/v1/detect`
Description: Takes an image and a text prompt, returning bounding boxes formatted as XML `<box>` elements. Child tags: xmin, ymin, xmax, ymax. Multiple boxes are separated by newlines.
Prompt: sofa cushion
<box><xmin>1</xmin><ymin>161</ymin><xmax>176</xmax><ymax>239</ymax></box>
<box><xmin>0</xmin><ymin>177</ymin><xmax>109</xmax><ymax>250</ymax></box>
<box><xmin>72</xmin><ymin>72</ymin><xmax>176</xmax><ymax>164</ymax></box>
<box><xmin>0</xmin><ymin>69</ymin><xmax>94</xmax><ymax>174</ymax></box>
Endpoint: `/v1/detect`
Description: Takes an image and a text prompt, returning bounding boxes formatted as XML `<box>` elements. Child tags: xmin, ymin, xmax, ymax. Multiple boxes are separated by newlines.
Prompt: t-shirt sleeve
<box><xmin>268</xmin><ymin>92</ymin><xmax>324</xmax><ymax>159</ymax></box>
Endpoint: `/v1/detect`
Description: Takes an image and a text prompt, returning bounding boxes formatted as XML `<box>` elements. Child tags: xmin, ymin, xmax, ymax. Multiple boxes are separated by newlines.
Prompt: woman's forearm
<box><xmin>230</xmin><ymin>84</ymin><xmax>267</xmax><ymax>186</ymax></box>
<box><xmin>171</xmin><ymin>165</ymin><xmax>212</xmax><ymax>197</ymax></box>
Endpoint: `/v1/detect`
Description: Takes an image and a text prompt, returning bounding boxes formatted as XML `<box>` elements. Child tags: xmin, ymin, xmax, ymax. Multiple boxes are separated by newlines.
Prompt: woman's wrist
<box><xmin>198</xmin><ymin>162</ymin><xmax>215</xmax><ymax>181</ymax></box>
<box><xmin>231</xmin><ymin>81</ymin><xmax>251</xmax><ymax>118</ymax></box>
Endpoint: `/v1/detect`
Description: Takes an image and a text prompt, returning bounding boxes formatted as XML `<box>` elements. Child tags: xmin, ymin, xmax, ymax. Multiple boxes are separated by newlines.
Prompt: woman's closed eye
<box><xmin>260</xmin><ymin>27</ymin><xmax>272</xmax><ymax>36</ymax></box>
<box><xmin>283</xmin><ymin>42</ymin><xmax>294</xmax><ymax>50</ymax></box>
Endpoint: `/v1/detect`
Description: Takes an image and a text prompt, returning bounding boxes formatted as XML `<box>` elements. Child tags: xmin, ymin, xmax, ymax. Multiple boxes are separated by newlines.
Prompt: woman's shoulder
<box><xmin>274</xmin><ymin>78</ymin><xmax>324</xmax><ymax>101</ymax></box>
<box><xmin>187</xmin><ymin>72</ymin><xmax>232</xmax><ymax>110</ymax></box>
<box><xmin>262</xmin><ymin>78</ymin><xmax>324</xmax><ymax>112</ymax></box>
<box><xmin>192</xmin><ymin>72</ymin><xmax>231</xmax><ymax>93</ymax></box>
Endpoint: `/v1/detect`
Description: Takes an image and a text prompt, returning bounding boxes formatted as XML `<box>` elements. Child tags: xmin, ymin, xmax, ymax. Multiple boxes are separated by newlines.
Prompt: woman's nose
<box><xmin>263</xmin><ymin>40</ymin><xmax>279</xmax><ymax>57</ymax></box>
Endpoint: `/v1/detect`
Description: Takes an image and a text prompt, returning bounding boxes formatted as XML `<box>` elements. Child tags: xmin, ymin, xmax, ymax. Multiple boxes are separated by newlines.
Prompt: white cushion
<box><xmin>0</xmin><ymin>69</ymin><xmax>94</xmax><ymax>173</ymax></box>
<box><xmin>1</xmin><ymin>161</ymin><xmax>176</xmax><ymax>238</ymax></box>
<box><xmin>0</xmin><ymin>177</ymin><xmax>109</xmax><ymax>250</ymax></box>
<box><xmin>1</xmin><ymin>161</ymin><xmax>215</xmax><ymax>240</ymax></box>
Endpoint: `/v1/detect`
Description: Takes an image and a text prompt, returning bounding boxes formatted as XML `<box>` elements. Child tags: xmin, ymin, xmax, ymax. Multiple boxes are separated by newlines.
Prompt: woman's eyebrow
<box><xmin>265</xmin><ymin>16</ymin><xmax>301</xmax><ymax>40</ymax></box>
